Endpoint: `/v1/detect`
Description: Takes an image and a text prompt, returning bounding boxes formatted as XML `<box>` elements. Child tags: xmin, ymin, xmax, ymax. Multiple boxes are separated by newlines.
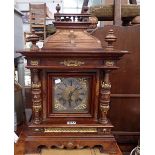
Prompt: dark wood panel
<box><xmin>109</xmin><ymin>97</ymin><xmax>140</xmax><ymax>131</ymax></box>
<box><xmin>113</xmin><ymin>131</ymin><xmax>139</xmax><ymax>153</ymax></box>
<box><xmin>92</xmin><ymin>25</ymin><xmax>140</xmax><ymax>131</ymax></box>
<box><xmin>92</xmin><ymin>25</ymin><xmax>140</xmax><ymax>94</ymax></box>
<box><xmin>92</xmin><ymin>25</ymin><xmax>140</xmax><ymax>151</ymax></box>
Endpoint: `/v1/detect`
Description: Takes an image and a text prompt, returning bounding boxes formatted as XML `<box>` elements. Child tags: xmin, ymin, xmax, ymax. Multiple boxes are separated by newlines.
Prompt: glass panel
<box><xmin>52</xmin><ymin>77</ymin><xmax>90</xmax><ymax>113</ymax></box>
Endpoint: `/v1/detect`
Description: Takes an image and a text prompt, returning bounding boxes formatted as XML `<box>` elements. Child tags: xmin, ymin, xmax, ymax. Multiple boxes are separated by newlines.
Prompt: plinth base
<box><xmin>25</xmin><ymin>135</ymin><xmax>122</xmax><ymax>155</ymax></box>
<box><xmin>24</xmin><ymin>123</ymin><xmax>122</xmax><ymax>155</ymax></box>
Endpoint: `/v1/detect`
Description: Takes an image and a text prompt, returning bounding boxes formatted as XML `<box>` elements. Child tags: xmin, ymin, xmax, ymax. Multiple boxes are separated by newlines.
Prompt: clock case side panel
<box><xmin>42</xmin><ymin>70</ymin><xmax>100</xmax><ymax>124</ymax></box>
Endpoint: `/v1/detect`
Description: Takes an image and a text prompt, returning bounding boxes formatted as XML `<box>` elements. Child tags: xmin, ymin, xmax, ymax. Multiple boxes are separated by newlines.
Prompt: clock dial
<box><xmin>52</xmin><ymin>77</ymin><xmax>90</xmax><ymax>113</ymax></box>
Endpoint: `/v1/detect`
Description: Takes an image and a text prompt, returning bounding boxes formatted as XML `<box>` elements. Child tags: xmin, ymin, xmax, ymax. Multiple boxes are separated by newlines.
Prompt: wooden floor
<box><xmin>41</xmin><ymin>148</ymin><xmax>109</xmax><ymax>155</ymax></box>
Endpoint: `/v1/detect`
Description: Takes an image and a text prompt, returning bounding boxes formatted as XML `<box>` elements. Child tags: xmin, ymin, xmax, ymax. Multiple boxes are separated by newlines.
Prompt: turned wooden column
<box><xmin>31</xmin><ymin>69</ymin><xmax>42</xmax><ymax>124</ymax></box>
<box><xmin>99</xmin><ymin>29</ymin><xmax>117</xmax><ymax>124</ymax></box>
<box><xmin>27</xmin><ymin>31</ymin><xmax>42</xmax><ymax>124</ymax></box>
<box><xmin>99</xmin><ymin>70</ymin><xmax>111</xmax><ymax>124</ymax></box>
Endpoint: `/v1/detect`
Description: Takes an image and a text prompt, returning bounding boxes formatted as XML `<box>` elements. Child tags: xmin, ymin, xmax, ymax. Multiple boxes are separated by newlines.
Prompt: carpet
<box><xmin>41</xmin><ymin>148</ymin><xmax>109</xmax><ymax>155</ymax></box>
<box><xmin>25</xmin><ymin>148</ymin><xmax>109</xmax><ymax>155</ymax></box>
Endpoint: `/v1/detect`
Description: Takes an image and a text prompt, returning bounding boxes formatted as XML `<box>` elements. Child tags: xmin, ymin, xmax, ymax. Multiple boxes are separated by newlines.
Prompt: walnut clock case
<box><xmin>18</xmin><ymin>10</ymin><xmax>128</xmax><ymax>155</ymax></box>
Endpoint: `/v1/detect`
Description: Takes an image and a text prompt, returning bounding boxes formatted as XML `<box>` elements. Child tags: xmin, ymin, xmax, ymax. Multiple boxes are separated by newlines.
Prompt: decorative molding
<box><xmin>60</xmin><ymin>60</ymin><xmax>85</xmax><ymax>67</ymax></box>
<box><xmin>44</xmin><ymin>127</ymin><xmax>97</xmax><ymax>133</ymax></box>
<box><xmin>98</xmin><ymin>128</ymin><xmax>111</xmax><ymax>134</ymax></box>
<box><xmin>32</xmin><ymin>128</ymin><xmax>44</xmax><ymax>132</ymax></box>
<box><xmin>111</xmin><ymin>94</ymin><xmax>140</xmax><ymax>98</ymax></box>
<box><xmin>66</xmin><ymin>142</ymin><xmax>74</xmax><ymax>149</ymax></box>
<box><xmin>113</xmin><ymin>131</ymin><xmax>140</xmax><ymax>136</ymax></box>
<box><xmin>53</xmin><ymin>143</ymin><xmax>84</xmax><ymax>149</ymax></box>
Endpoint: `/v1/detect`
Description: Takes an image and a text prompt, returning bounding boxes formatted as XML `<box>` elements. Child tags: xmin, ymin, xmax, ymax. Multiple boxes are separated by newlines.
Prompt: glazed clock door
<box><xmin>47</xmin><ymin>72</ymin><xmax>98</xmax><ymax>122</ymax></box>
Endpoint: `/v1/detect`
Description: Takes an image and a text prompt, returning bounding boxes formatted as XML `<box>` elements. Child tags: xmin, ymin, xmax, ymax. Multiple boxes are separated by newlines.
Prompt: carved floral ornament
<box><xmin>30</xmin><ymin>60</ymin><xmax>39</xmax><ymax>66</ymax></box>
<box><xmin>60</xmin><ymin>60</ymin><xmax>85</xmax><ymax>67</ymax></box>
<box><xmin>31</xmin><ymin>82</ymin><xmax>41</xmax><ymax>89</ymax></box>
<box><xmin>33</xmin><ymin>105</ymin><xmax>42</xmax><ymax>112</ymax></box>
<box><xmin>101</xmin><ymin>82</ymin><xmax>111</xmax><ymax>89</ymax></box>
<box><xmin>104</xmin><ymin>60</ymin><xmax>115</xmax><ymax>67</ymax></box>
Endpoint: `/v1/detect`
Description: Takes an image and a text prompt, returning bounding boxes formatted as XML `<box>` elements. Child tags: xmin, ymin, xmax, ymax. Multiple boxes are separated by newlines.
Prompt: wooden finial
<box><xmin>105</xmin><ymin>29</ymin><xmax>117</xmax><ymax>51</ymax></box>
<box><xmin>89</xmin><ymin>16</ymin><xmax>98</xmax><ymax>29</ymax></box>
<box><xmin>56</xmin><ymin>4</ymin><xmax>61</xmax><ymax>13</ymax></box>
<box><xmin>83</xmin><ymin>6</ymin><xmax>88</xmax><ymax>14</ymax></box>
<box><xmin>27</xmin><ymin>30</ymin><xmax>39</xmax><ymax>51</ymax></box>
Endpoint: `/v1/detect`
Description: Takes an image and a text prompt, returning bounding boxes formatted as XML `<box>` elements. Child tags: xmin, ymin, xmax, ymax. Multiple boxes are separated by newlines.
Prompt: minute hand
<box><xmin>68</xmin><ymin>91</ymin><xmax>73</xmax><ymax>107</ymax></box>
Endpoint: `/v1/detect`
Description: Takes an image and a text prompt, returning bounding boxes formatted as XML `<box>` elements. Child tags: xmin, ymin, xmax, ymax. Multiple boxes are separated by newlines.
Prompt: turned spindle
<box><xmin>83</xmin><ymin>6</ymin><xmax>88</xmax><ymax>14</ymax></box>
<box><xmin>56</xmin><ymin>4</ymin><xmax>61</xmax><ymax>14</ymax></box>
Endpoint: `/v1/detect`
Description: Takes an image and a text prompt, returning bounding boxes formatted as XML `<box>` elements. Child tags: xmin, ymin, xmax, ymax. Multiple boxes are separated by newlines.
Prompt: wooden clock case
<box><xmin>18</xmin><ymin>10</ymin><xmax>128</xmax><ymax>155</ymax></box>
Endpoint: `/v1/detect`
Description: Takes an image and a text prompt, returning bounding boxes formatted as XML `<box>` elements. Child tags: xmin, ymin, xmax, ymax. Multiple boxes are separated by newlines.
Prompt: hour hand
<box><xmin>68</xmin><ymin>92</ymin><xmax>73</xmax><ymax>107</ymax></box>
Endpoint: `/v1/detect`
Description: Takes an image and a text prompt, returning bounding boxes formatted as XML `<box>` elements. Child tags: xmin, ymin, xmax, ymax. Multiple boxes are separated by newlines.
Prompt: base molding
<box><xmin>25</xmin><ymin>136</ymin><xmax>122</xmax><ymax>155</ymax></box>
<box><xmin>24</xmin><ymin>123</ymin><xmax>123</xmax><ymax>155</ymax></box>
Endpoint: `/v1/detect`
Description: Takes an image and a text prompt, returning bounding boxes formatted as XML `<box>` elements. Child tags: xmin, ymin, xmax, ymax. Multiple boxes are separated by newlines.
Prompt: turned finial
<box><xmin>105</xmin><ymin>29</ymin><xmax>117</xmax><ymax>51</ymax></box>
<box><xmin>27</xmin><ymin>29</ymin><xmax>39</xmax><ymax>51</ymax></box>
<box><xmin>56</xmin><ymin>4</ymin><xmax>61</xmax><ymax>13</ymax></box>
<box><xmin>83</xmin><ymin>6</ymin><xmax>88</xmax><ymax>14</ymax></box>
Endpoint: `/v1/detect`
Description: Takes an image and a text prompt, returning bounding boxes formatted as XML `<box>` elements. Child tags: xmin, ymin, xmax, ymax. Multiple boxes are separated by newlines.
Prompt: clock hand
<box><xmin>68</xmin><ymin>91</ymin><xmax>73</xmax><ymax>107</ymax></box>
<box><xmin>70</xmin><ymin>80</ymin><xmax>72</xmax><ymax>86</ymax></box>
<box><xmin>72</xmin><ymin>87</ymin><xmax>79</xmax><ymax>94</ymax></box>
<box><xmin>59</xmin><ymin>97</ymin><xmax>66</xmax><ymax>106</ymax></box>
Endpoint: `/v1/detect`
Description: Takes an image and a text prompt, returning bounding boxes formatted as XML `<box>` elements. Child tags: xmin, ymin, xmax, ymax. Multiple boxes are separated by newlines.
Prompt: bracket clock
<box><xmin>19</xmin><ymin>6</ymin><xmax>128</xmax><ymax>155</ymax></box>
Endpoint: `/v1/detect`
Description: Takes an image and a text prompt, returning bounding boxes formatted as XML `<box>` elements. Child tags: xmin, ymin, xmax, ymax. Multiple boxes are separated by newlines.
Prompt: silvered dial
<box><xmin>53</xmin><ymin>77</ymin><xmax>89</xmax><ymax>113</ymax></box>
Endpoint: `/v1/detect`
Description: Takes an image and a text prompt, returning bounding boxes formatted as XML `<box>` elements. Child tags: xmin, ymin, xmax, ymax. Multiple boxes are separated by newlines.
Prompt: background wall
<box><xmin>14</xmin><ymin>9</ymin><xmax>24</xmax><ymax>58</ymax></box>
<box><xmin>92</xmin><ymin>25</ymin><xmax>140</xmax><ymax>152</ymax></box>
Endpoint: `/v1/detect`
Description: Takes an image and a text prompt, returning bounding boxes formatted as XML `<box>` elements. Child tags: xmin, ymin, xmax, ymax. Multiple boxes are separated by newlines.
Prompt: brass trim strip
<box><xmin>44</xmin><ymin>127</ymin><xmax>97</xmax><ymax>133</ymax></box>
